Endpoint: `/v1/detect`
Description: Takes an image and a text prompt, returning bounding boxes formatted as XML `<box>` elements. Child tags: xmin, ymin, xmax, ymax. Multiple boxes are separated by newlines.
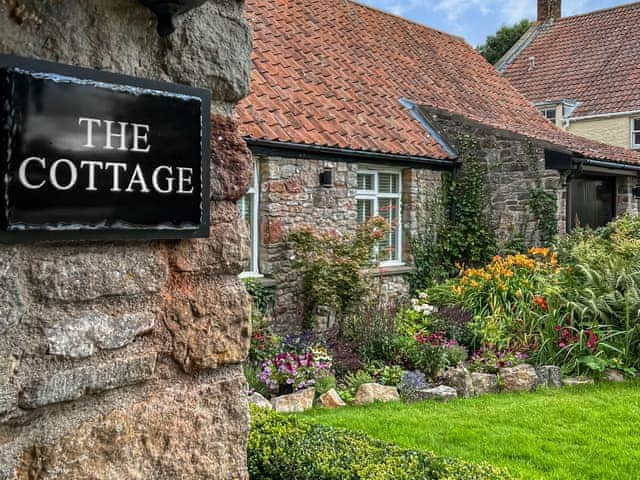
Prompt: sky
<box><xmin>358</xmin><ymin>0</ymin><xmax>632</xmax><ymax>46</ymax></box>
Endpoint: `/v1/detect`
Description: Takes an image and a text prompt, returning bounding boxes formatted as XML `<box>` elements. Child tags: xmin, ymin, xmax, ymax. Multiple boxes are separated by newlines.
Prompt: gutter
<box><xmin>245</xmin><ymin>138</ymin><xmax>457</xmax><ymax>169</ymax></box>
<box><xmin>567</xmin><ymin>110</ymin><xmax>640</xmax><ymax>122</ymax></box>
<box><xmin>581</xmin><ymin>158</ymin><xmax>640</xmax><ymax>173</ymax></box>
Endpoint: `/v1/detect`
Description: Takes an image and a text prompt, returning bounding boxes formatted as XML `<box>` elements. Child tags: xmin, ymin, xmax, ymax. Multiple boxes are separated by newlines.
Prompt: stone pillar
<box><xmin>0</xmin><ymin>1</ymin><xmax>252</xmax><ymax>479</ymax></box>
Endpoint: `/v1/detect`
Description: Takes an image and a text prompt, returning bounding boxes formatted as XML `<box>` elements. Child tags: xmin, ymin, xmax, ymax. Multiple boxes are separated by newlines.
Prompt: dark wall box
<box><xmin>0</xmin><ymin>55</ymin><xmax>211</xmax><ymax>242</ymax></box>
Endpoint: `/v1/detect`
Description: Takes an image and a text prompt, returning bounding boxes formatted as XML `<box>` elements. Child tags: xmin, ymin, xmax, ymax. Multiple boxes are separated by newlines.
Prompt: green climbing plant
<box><xmin>526</xmin><ymin>140</ymin><xmax>558</xmax><ymax>245</ymax></box>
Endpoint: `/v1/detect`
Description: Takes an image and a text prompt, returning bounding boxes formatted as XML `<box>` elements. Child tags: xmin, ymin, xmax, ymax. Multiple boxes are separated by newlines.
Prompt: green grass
<box><xmin>303</xmin><ymin>382</ymin><xmax>640</xmax><ymax>480</ymax></box>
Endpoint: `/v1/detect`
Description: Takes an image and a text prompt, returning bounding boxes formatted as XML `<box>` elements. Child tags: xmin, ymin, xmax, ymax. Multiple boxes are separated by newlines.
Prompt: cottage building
<box><xmin>238</xmin><ymin>0</ymin><xmax>640</xmax><ymax>330</ymax></box>
<box><xmin>498</xmin><ymin>1</ymin><xmax>640</xmax><ymax>151</ymax></box>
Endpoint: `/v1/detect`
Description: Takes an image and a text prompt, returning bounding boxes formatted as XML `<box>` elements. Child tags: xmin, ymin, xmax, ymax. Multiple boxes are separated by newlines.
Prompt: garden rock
<box><xmin>271</xmin><ymin>388</ymin><xmax>315</xmax><ymax>413</ymax></box>
<box><xmin>471</xmin><ymin>373</ymin><xmax>499</xmax><ymax>395</ymax></box>
<box><xmin>354</xmin><ymin>383</ymin><xmax>400</xmax><ymax>405</ymax></box>
<box><xmin>499</xmin><ymin>364</ymin><xmax>537</xmax><ymax>392</ymax></box>
<box><xmin>413</xmin><ymin>385</ymin><xmax>457</xmax><ymax>403</ymax></box>
<box><xmin>562</xmin><ymin>377</ymin><xmax>594</xmax><ymax>387</ymax></box>
<box><xmin>444</xmin><ymin>366</ymin><xmax>474</xmax><ymax>398</ymax></box>
<box><xmin>536</xmin><ymin>365</ymin><xmax>562</xmax><ymax>388</ymax></box>
<box><xmin>605</xmin><ymin>369</ymin><xmax>625</xmax><ymax>383</ymax></box>
<box><xmin>398</xmin><ymin>371</ymin><xmax>431</xmax><ymax>399</ymax></box>
<box><xmin>318</xmin><ymin>388</ymin><xmax>346</xmax><ymax>409</ymax></box>
<box><xmin>249</xmin><ymin>392</ymin><xmax>272</xmax><ymax>410</ymax></box>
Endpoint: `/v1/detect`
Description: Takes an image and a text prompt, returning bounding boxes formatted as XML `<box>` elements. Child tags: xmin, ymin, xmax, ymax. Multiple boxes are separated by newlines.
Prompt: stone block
<box><xmin>605</xmin><ymin>369</ymin><xmax>625</xmax><ymax>383</ymax></box>
<box><xmin>471</xmin><ymin>372</ymin><xmax>499</xmax><ymax>395</ymax></box>
<box><xmin>0</xmin><ymin>385</ymin><xmax>18</xmax><ymax>415</ymax></box>
<box><xmin>248</xmin><ymin>392</ymin><xmax>272</xmax><ymax>410</ymax></box>
<box><xmin>11</xmin><ymin>369</ymin><xmax>249</xmax><ymax>480</ymax></box>
<box><xmin>562</xmin><ymin>377</ymin><xmax>594</xmax><ymax>387</ymax></box>
<box><xmin>0</xmin><ymin>356</ymin><xmax>18</xmax><ymax>386</ymax></box>
<box><xmin>409</xmin><ymin>385</ymin><xmax>458</xmax><ymax>403</ymax></box>
<box><xmin>353</xmin><ymin>383</ymin><xmax>400</xmax><ymax>406</ymax></box>
<box><xmin>20</xmin><ymin>354</ymin><xmax>157</xmax><ymax>409</ymax></box>
<box><xmin>443</xmin><ymin>366</ymin><xmax>474</xmax><ymax>398</ymax></box>
<box><xmin>210</xmin><ymin>115</ymin><xmax>253</xmax><ymax>201</ymax></box>
<box><xmin>536</xmin><ymin>365</ymin><xmax>562</xmax><ymax>388</ymax></box>
<box><xmin>0</xmin><ymin>248</ymin><xmax>26</xmax><ymax>334</ymax></box>
<box><xmin>46</xmin><ymin>312</ymin><xmax>155</xmax><ymax>359</ymax></box>
<box><xmin>271</xmin><ymin>388</ymin><xmax>315</xmax><ymax>413</ymax></box>
<box><xmin>318</xmin><ymin>388</ymin><xmax>346</xmax><ymax>409</ymax></box>
<box><xmin>164</xmin><ymin>275</ymin><xmax>251</xmax><ymax>373</ymax></box>
<box><xmin>172</xmin><ymin>202</ymin><xmax>249</xmax><ymax>274</ymax></box>
<box><xmin>499</xmin><ymin>364</ymin><xmax>538</xmax><ymax>392</ymax></box>
<box><xmin>30</xmin><ymin>247</ymin><xmax>167</xmax><ymax>302</ymax></box>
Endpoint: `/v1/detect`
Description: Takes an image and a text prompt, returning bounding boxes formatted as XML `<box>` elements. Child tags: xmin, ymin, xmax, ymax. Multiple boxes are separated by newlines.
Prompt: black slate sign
<box><xmin>0</xmin><ymin>55</ymin><xmax>211</xmax><ymax>242</ymax></box>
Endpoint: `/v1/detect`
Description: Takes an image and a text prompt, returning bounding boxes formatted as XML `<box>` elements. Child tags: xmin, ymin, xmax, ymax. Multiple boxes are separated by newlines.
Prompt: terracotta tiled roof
<box><xmin>502</xmin><ymin>3</ymin><xmax>640</xmax><ymax>118</ymax></box>
<box><xmin>239</xmin><ymin>0</ymin><xmax>640</xmax><ymax>165</ymax></box>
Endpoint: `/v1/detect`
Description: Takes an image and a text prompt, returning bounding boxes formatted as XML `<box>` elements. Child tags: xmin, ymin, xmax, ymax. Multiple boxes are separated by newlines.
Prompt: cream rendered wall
<box><xmin>567</xmin><ymin>115</ymin><xmax>635</xmax><ymax>149</ymax></box>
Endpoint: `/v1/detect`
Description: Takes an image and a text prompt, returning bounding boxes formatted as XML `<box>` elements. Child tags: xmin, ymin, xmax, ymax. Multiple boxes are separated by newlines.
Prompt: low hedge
<box><xmin>248</xmin><ymin>406</ymin><xmax>514</xmax><ymax>480</ymax></box>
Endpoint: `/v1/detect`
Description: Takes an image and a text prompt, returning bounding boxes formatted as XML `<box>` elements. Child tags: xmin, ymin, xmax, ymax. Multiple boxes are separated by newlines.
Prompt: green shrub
<box><xmin>249</xmin><ymin>406</ymin><xmax>514</xmax><ymax>480</ymax></box>
<box><xmin>315</xmin><ymin>374</ymin><xmax>337</xmax><ymax>396</ymax></box>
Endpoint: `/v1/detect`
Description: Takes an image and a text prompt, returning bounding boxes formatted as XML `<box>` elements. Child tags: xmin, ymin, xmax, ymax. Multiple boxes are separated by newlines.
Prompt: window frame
<box><xmin>356</xmin><ymin>168</ymin><xmax>403</xmax><ymax>267</ymax></box>
<box><xmin>631</xmin><ymin>118</ymin><xmax>640</xmax><ymax>149</ymax></box>
<box><xmin>541</xmin><ymin>107</ymin><xmax>557</xmax><ymax>125</ymax></box>
<box><xmin>239</xmin><ymin>160</ymin><xmax>261</xmax><ymax>278</ymax></box>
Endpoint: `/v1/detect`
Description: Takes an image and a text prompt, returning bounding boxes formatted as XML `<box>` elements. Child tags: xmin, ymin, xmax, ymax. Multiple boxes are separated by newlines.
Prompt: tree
<box><xmin>477</xmin><ymin>19</ymin><xmax>533</xmax><ymax>65</ymax></box>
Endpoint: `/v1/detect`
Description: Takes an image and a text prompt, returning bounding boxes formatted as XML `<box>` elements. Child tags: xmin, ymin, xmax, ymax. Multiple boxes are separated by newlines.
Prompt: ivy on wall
<box><xmin>409</xmin><ymin>135</ymin><xmax>496</xmax><ymax>293</ymax></box>
<box><xmin>525</xmin><ymin>140</ymin><xmax>558</xmax><ymax>245</ymax></box>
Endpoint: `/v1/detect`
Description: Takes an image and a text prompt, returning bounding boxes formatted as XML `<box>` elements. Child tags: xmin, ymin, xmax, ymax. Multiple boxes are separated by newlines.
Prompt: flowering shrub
<box><xmin>469</xmin><ymin>345</ymin><xmax>529</xmax><ymax>373</ymax></box>
<box><xmin>249</xmin><ymin>314</ymin><xmax>282</xmax><ymax>363</ymax></box>
<box><xmin>428</xmin><ymin>248</ymin><xmax>560</xmax><ymax>350</ymax></box>
<box><xmin>259</xmin><ymin>349</ymin><xmax>333</xmax><ymax>393</ymax></box>
<box><xmin>288</xmin><ymin>217</ymin><xmax>390</xmax><ymax>327</ymax></box>
<box><xmin>413</xmin><ymin>331</ymin><xmax>468</xmax><ymax>378</ymax></box>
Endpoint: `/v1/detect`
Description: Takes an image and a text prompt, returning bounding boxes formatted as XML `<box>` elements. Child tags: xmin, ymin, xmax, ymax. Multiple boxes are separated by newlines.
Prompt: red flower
<box><xmin>533</xmin><ymin>296</ymin><xmax>548</xmax><ymax>311</ymax></box>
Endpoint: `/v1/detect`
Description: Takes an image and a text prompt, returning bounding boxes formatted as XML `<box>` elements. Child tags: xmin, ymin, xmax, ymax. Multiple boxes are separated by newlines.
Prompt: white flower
<box><xmin>418</xmin><ymin>292</ymin><xmax>429</xmax><ymax>300</ymax></box>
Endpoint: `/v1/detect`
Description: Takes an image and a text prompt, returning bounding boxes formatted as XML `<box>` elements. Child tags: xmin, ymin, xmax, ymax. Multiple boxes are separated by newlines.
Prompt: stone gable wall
<box><xmin>255</xmin><ymin>154</ymin><xmax>442</xmax><ymax>332</ymax></box>
<box><xmin>0</xmin><ymin>2</ymin><xmax>252</xmax><ymax>479</ymax></box>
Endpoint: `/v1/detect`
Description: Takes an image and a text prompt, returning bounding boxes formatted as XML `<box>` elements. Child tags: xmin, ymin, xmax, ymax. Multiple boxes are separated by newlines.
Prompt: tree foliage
<box><xmin>477</xmin><ymin>19</ymin><xmax>533</xmax><ymax>65</ymax></box>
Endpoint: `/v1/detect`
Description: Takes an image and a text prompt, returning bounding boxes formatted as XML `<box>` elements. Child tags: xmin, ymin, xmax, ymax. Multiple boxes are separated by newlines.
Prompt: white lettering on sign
<box><xmin>18</xmin><ymin>117</ymin><xmax>194</xmax><ymax>195</ymax></box>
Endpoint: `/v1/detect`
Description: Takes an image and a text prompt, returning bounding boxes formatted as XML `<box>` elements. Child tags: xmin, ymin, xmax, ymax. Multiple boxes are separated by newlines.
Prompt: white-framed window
<box><xmin>631</xmin><ymin>118</ymin><xmax>640</xmax><ymax>149</ymax></box>
<box><xmin>239</xmin><ymin>161</ymin><xmax>260</xmax><ymax>277</ymax></box>
<box><xmin>356</xmin><ymin>169</ymin><xmax>403</xmax><ymax>266</ymax></box>
<box><xmin>541</xmin><ymin>107</ymin><xmax>557</xmax><ymax>125</ymax></box>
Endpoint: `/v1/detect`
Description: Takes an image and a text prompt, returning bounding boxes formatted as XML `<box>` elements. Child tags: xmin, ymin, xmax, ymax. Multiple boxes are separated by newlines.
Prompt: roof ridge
<box><xmin>557</xmin><ymin>1</ymin><xmax>640</xmax><ymax>22</ymax></box>
<box><xmin>346</xmin><ymin>0</ymin><xmax>467</xmax><ymax>44</ymax></box>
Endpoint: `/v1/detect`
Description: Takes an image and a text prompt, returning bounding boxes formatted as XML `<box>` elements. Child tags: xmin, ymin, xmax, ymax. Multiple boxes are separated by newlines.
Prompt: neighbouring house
<box><xmin>498</xmin><ymin>0</ymin><xmax>640</xmax><ymax>151</ymax></box>
<box><xmin>237</xmin><ymin>0</ymin><xmax>640</xmax><ymax>331</ymax></box>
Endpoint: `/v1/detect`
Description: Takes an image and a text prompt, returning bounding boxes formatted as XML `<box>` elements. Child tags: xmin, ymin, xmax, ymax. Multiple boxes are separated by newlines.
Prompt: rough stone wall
<box><xmin>423</xmin><ymin>108</ymin><xmax>566</xmax><ymax>243</ymax></box>
<box><xmin>255</xmin><ymin>154</ymin><xmax>442</xmax><ymax>332</ymax></box>
<box><xmin>0</xmin><ymin>2</ymin><xmax>252</xmax><ymax>479</ymax></box>
<box><xmin>616</xmin><ymin>175</ymin><xmax>640</xmax><ymax>217</ymax></box>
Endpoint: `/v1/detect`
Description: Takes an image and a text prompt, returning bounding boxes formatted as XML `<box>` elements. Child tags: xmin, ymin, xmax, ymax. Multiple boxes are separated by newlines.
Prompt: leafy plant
<box><xmin>409</xmin><ymin>135</ymin><xmax>496</xmax><ymax>293</ymax></box>
<box><xmin>288</xmin><ymin>217</ymin><xmax>390</xmax><ymax>329</ymax></box>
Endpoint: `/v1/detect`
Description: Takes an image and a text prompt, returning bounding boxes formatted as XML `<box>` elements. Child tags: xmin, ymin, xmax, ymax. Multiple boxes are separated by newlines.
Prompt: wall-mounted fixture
<box><xmin>137</xmin><ymin>0</ymin><xmax>208</xmax><ymax>36</ymax></box>
<box><xmin>319</xmin><ymin>167</ymin><xmax>333</xmax><ymax>188</ymax></box>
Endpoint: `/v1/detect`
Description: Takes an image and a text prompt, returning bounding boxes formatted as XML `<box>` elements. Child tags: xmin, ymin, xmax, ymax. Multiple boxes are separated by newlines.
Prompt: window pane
<box><xmin>634</xmin><ymin>132</ymin><xmax>640</xmax><ymax>147</ymax></box>
<box><xmin>378</xmin><ymin>173</ymin><xmax>399</xmax><ymax>194</ymax></box>
<box><xmin>238</xmin><ymin>194</ymin><xmax>255</xmax><ymax>271</ymax></box>
<box><xmin>357</xmin><ymin>199</ymin><xmax>373</xmax><ymax>224</ymax></box>
<box><xmin>634</xmin><ymin>119</ymin><xmax>640</xmax><ymax>131</ymax></box>
<box><xmin>378</xmin><ymin>198</ymin><xmax>399</xmax><ymax>261</ymax></box>
<box><xmin>357</xmin><ymin>173</ymin><xmax>374</xmax><ymax>191</ymax></box>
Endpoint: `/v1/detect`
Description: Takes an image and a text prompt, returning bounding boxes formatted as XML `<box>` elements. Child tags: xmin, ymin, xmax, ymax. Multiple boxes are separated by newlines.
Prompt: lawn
<box><xmin>304</xmin><ymin>382</ymin><xmax>640</xmax><ymax>480</ymax></box>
